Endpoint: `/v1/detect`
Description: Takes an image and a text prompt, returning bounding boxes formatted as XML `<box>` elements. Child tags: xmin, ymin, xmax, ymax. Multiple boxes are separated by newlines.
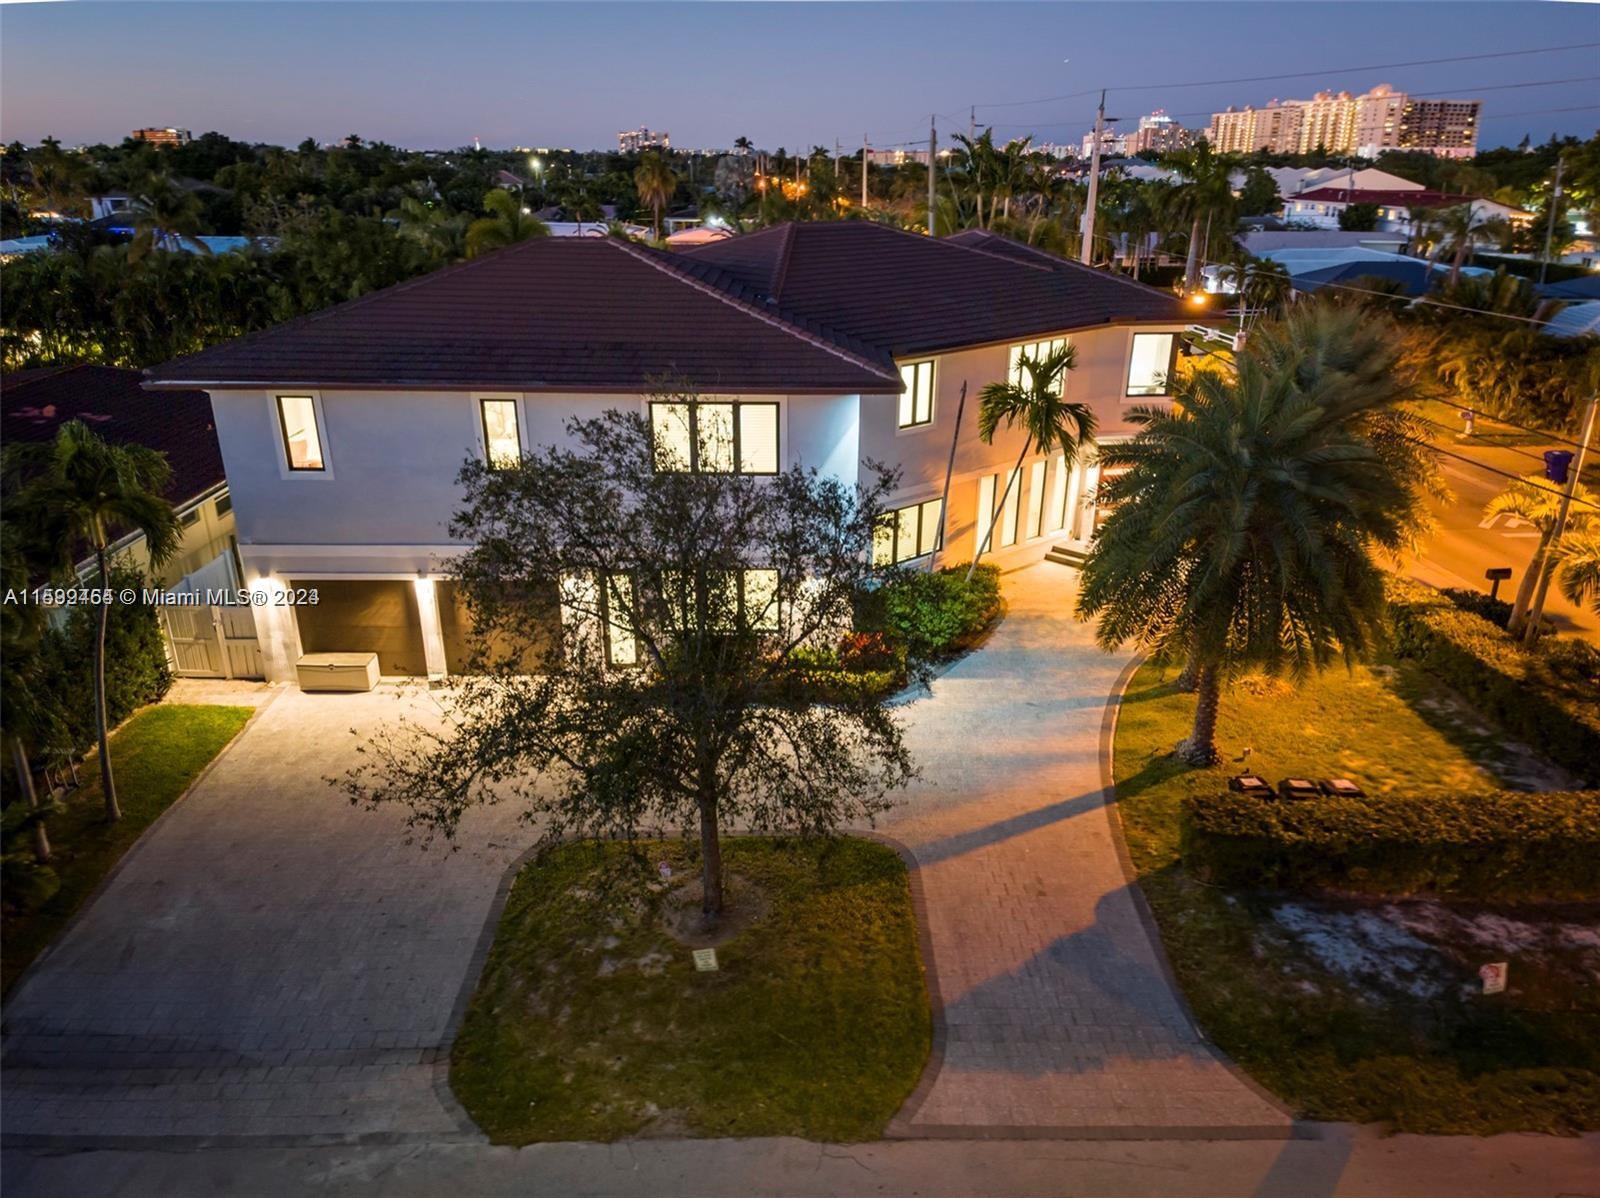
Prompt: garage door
<box><xmin>294</xmin><ymin>580</ymin><xmax>428</xmax><ymax>676</ymax></box>
<box><xmin>437</xmin><ymin>580</ymin><xmax>560</xmax><ymax>675</ymax></box>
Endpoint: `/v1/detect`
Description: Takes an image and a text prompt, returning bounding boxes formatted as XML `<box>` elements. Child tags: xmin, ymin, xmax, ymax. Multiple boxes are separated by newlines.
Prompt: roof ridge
<box><xmin>768</xmin><ymin>223</ymin><xmax>799</xmax><ymax>299</ymax></box>
<box><xmin>603</xmin><ymin>238</ymin><xmax>900</xmax><ymax>384</ymax></box>
<box><xmin>951</xmin><ymin>229</ymin><xmax>1184</xmax><ymax>300</ymax></box>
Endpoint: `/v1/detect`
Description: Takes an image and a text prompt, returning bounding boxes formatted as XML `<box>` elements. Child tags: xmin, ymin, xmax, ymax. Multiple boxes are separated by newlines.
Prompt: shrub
<box><xmin>786</xmin><ymin>644</ymin><xmax>903</xmax><ymax>704</ymax></box>
<box><xmin>1182</xmin><ymin>789</ymin><xmax>1600</xmax><ymax>901</ymax></box>
<box><xmin>1388</xmin><ymin>579</ymin><xmax>1600</xmax><ymax>784</ymax></box>
<box><xmin>861</xmin><ymin>564</ymin><xmax>1002</xmax><ymax>663</ymax></box>
<box><xmin>1439</xmin><ymin>586</ymin><xmax>1512</xmax><ymax>629</ymax></box>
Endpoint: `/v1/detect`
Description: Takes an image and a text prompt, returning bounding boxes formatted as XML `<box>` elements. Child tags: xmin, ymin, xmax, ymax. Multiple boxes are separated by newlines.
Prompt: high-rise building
<box><xmin>618</xmin><ymin>127</ymin><xmax>670</xmax><ymax>154</ymax></box>
<box><xmin>131</xmin><ymin>127</ymin><xmax>192</xmax><ymax>147</ymax></box>
<box><xmin>1208</xmin><ymin>85</ymin><xmax>1480</xmax><ymax>158</ymax></box>
<box><xmin>1079</xmin><ymin>127</ymin><xmax>1126</xmax><ymax>159</ymax></box>
<box><xmin>1125</xmin><ymin>111</ymin><xmax>1194</xmax><ymax>156</ymax></box>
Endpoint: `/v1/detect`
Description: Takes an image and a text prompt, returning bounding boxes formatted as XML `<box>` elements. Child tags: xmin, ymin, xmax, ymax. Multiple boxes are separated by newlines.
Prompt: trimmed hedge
<box><xmin>1388</xmin><ymin>579</ymin><xmax>1600</xmax><ymax>785</ymax></box>
<box><xmin>1183</xmin><ymin>789</ymin><xmax>1600</xmax><ymax>901</ymax></box>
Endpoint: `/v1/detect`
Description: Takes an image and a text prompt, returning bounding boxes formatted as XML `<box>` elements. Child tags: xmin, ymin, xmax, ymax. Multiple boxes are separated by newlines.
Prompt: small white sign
<box><xmin>1479</xmin><ymin>962</ymin><xmax>1508</xmax><ymax>995</ymax></box>
<box><xmin>692</xmin><ymin>948</ymin><xmax>719</xmax><ymax>972</ymax></box>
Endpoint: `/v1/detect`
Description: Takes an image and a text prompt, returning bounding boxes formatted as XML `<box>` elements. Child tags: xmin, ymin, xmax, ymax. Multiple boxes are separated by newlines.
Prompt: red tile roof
<box><xmin>2</xmin><ymin>365</ymin><xmax>223</xmax><ymax>507</ymax></box>
<box><xmin>144</xmin><ymin>223</ymin><xmax>1188</xmax><ymax>394</ymax></box>
<box><xmin>145</xmin><ymin>236</ymin><xmax>903</xmax><ymax>395</ymax></box>
<box><xmin>684</xmin><ymin>223</ymin><xmax>1187</xmax><ymax>356</ymax></box>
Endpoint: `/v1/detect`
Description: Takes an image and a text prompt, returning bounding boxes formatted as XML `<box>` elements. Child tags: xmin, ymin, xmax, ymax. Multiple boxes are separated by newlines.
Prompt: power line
<box><xmin>1420</xmin><ymin>438</ymin><xmax>1600</xmax><ymax>512</ymax></box>
<box><xmin>984</xmin><ymin>101</ymin><xmax>1600</xmax><ymax>133</ymax></box>
<box><xmin>1445</xmin><ymin>406</ymin><xmax>1593</xmax><ymax>452</ymax></box>
<box><xmin>1408</xmin><ymin>411</ymin><xmax>1570</xmax><ymax>469</ymax></box>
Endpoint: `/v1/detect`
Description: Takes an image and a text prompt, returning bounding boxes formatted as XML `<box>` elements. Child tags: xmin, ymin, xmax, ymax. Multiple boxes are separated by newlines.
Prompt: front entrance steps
<box><xmin>1044</xmin><ymin>542</ymin><xmax>1089</xmax><ymax>568</ymax></box>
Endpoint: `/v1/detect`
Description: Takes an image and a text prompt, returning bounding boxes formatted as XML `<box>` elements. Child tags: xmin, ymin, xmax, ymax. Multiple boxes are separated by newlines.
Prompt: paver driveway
<box><xmin>2</xmin><ymin>565</ymin><xmax>1287</xmax><ymax>1145</ymax></box>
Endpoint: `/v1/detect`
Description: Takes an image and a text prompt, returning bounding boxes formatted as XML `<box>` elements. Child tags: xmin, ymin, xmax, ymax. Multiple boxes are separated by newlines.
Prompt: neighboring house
<box><xmin>1281</xmin><ymin>188</ymin><xmax>1527</xmax><ymax>236</ymax></box>
<box><xmin>1541</xmin><ymin>302</ymin><xmax>1600</xmax><ymax>341</ymax></box>
<box><xmin>144</xmin><ymin>222</ymin><xmax>1194</xmax><ymax>683</ymax></box>
<box><xmin>1</xmin><ymin>365</ymin><xmax>237</xmax><ymax>587</ymax></box>
<box><xmin>1239</xmin><ymin>166</ymin><xmax>1423</xmax><ymax>198</ymax></box>
<box><xmin>89</xmin><ymin>193</ymin><xmax>136</xmax><ymax>221</ymax></box>
<box><xmin>1241</xmin><ymin>229</ymin><xmax>1409</xmax><ymax>256</ymax></box>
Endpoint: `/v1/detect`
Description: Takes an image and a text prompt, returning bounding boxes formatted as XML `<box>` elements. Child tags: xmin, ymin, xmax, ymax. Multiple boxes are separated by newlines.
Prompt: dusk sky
<box><xmin>3</xmin><ymin>2</ymin><xmax>1597</xmax><ymax>153</ymax></box>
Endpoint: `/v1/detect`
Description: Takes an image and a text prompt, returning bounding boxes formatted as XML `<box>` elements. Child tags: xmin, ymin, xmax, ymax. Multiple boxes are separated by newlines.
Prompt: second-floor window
<box><xmin>874</xmin><ymin>498</ymin><xmax>943</xmax><ymax>566</ymax></box>
<box><xmin>898</xmin><ymin>360</ymin><xmax>934</xmax><ymax>428</ymax></box>
<box><xmin>1127</xmin><ymin>333</ymin><xmax>1177</xmax><ymax>398</ymax></box>
<box><xmin>650</xmin><ymin>400</ymin><xmax>779</xmax><ymax>474</ymax></box>
<box><xmin>276</xmin><ymin>395</ymin><xmax>325</xmax><ymax>471</ymax></box>
<box><xmin>1008</xmin><ymin>337</ymin><xmax>1068</xmax><ymax>394</ymax></box>
<box><xmin>480</xmin><ymin>399</ymin><xmax>521</xmax><ymax>469</ymax></box>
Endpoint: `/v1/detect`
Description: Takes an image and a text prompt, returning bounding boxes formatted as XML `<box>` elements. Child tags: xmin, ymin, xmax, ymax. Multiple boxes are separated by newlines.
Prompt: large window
<box><xmin>898</xmin><ymin>360</ymin><xmax>934</xmax><ymax>429</ymax></box>
<box><xmin>977</xmin><ymin>469</ymin><xmax>1020</xmax><ymax>552</ymax></box>
<box><xmin>650</xmin><ymin>400</ymin><xmax>779</xmax><ymax>474</ymax></box>
<box><xmin>1126</xmin><ymin>333</ymin><xmax>1178</xmax><ymax>397</ymax></box>
<box><xmin>479</xmin><ymin>399</ymin><xmax>521</xmax><ymax>469</ymax></box>
<box><xmin>663</xmin><ymin>568</ymin><xmax>781</xmax><ymax>632</ymax></box>
<box><xmin>1008</xmin><ymin>337</ymin><xmax>1069</xmax><ymax>394</ymax></box>
<box><xmin>276</xmin><ymin>395</ymin><xmax>324</xmax><ymax>471</ymax></box>
<box><xmin>873</xmin><ymin>498</ymin><xmax>943</xmax><ymax>566</ymax></box>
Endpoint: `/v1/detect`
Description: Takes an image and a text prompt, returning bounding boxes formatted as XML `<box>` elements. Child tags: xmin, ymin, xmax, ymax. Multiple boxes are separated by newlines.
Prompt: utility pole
<box><xmin>1080</xmin><ymin>90</ymin><xmax>1107</xmax><ymax>265</ymax></box>
<box><xmin>931</xmin><ymin>382</ymin><xmax>968</xmax><ymax>573</ymax></box>
<box><xmin>928</xmin><ymin>115</ymin><xmax>938</xmax><ymax>237</ymax></box>
<box><xmin>862</xmin><ymin>133</ymin><xmax>870</xmax><ymax>208</ymax></box>
<box><xmin>1540</xmin><ymin>155</ymin><xmax>1564</xmax><ymax>287</ymax></box>
<box><xmin>1524</xmin><ymin>394</ymin><xmax>1597</xmax><ymax>644</ymax></box>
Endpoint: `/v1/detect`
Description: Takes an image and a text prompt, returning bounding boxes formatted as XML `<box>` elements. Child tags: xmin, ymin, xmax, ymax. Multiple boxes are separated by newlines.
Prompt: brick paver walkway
<box><xmin>878</xmin><ymin>566</ymin><xmax>1291</xmax><ymax>1136</ymax></box>
<box><xmin>2</xmin><ymin>566</ymin><xmax>1287</xmax><ymax>1145</ymax></box>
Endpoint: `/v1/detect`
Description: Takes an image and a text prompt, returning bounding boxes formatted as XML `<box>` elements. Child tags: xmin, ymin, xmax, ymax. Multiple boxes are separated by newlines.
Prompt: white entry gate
<box><xmin>161</xmin><ymin>605</ymin><xmax>265</xmax><ymax>680</ymax></box>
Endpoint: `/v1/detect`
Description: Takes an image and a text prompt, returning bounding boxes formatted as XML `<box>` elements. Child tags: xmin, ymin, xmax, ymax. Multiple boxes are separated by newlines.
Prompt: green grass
<box><xmin>451</xmin><ymin>836</ymin><xmax>931</xmax><ymax>1144</ymax></box>
<box><xmin>2</xmin><ymin>704</ymin><xmax>254</xmax><ymax>995</ymax></box>
<box><xmin>1115</xmin><ymin>662</ymin><xmax>1600</xmax><ymax>1135</ymax></box>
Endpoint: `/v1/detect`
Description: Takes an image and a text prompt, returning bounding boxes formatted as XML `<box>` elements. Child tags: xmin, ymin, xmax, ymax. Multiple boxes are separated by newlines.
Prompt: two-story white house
<box><xmin>145</xmin><ymin>222</ymin><xmax>1192</xmax><ymax>684</ymax></box>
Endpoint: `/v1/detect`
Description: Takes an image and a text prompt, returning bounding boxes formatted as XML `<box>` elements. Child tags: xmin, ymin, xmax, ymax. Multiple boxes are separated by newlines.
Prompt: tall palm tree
<box><xmin>1077</xmin><ymin>305</ymin><xmax>1435</xmax><ymax>765</ymax></box>
<box><xmin>967</xmin><ymin>344</ymin><xmax>1095</xmax><ymax>579</ymax></box>
<box><xmin>634</xmin><ymin>152</ymin><xmax>678</xmax><ymax>241</ymax></box>
<box><xmin>129</xmin><ymin>175</ymin><xmax>209</xmax><ymax>259</ymax></box>
<box><xmin>464</xmin><ymin>189</ymin><xmax>549</xmax><ymax>258</ymax></box>
<box><xmin>3</xmin><ymin>422</ymin><xmax>181</xmax><ymax>821</ymax></box>
<box><xmin>1163</xmin><ymin>139</ymin><xmax>1236</xmax><ymax>293</ymax></box>
<box><xmin>1484</xmin><ymin>475</ymin><xmax>1596</xmax><ymax>633</ymax></box>
<box><xmin>0</xmin><ymin>522</ymin><xmax>59</xmax><ymax>863</ymax></box>
<box><xmin>1554</xmin><ymin>529</ymin><xmax>1600</xmax><ymax>615</ymax></box>
<box><xmin>1430</xmin><ymin>203</ymin><xmax>1508</xmax><ymax>286</ymax></box>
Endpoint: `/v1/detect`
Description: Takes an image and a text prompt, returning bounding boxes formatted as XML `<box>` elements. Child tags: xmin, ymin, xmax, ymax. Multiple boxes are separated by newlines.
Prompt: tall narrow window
<box><xmin>276</xmin><ymin>395</ymin><xmax>324</xmax><ymax>471</ymax></box>
<box><xmin>651</xmin><ymin>403</ymin><xmax>694</xmax><ymax>472</ymax></box>
<box><xmin>1046</xmin><ymin>454</ymin><xmax>1068</xmax><ymax>534</ymax></box>
<box><xmin>998</xmin><ymin>468</ymin><xmax>1020</xmax><ymax>548</ymax></box>
<box><xmin>737</xmin><ymin>403</ymin><xmax>779</xmax><ymax>474</ymax></box>
<box><xmin>480</xmin><ymin>399</ymin><xmax>521</xmax><ymax>469</ymax></box>
<box><xmin>1026</xmin><ymin>460</ymin><xmax>1047</xmax><ymax>540</ymax></box>
<box><xmin>1127</xmin><ymin>333</ymin><xmax>1177</xmax><ymax>397</ymax></box>
<box><xmin>897</xmin><ymin>360</ymin><xmax>934</xmax><ymax>428</ymax></box>
<box><xmin>976</xmin><ymin>474</ymin><xmax>996</xmax><ymax>555</ymax></box>
<box><xmin>605</xmin><ymin>575</ymin><xmax>638</xmax><ymax>667</ymax></box>
<box><xmin>743</xmin><ymin>569</ymin><xmax>780</xmax><ymax>631</ymax></box>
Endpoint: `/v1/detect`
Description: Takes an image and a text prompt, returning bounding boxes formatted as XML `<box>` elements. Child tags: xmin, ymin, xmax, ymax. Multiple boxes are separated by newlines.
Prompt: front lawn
<box><xmin>450</xmin><ymin>836</ymin><xmax>931</xmax><ymax>1144</ymax></box>
<box><xmin>2</xmin><ymin>703</ymin><xmax>255</xmax><ymax>994</ymax></box>
<box><xmin>1114</xmin><ymin>661</ymin><xmax>1600</xmax><ymax>1134</ymax></box>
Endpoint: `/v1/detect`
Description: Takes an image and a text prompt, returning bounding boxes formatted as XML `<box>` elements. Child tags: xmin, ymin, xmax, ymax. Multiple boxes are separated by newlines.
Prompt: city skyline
<box><xmin>2</xmin><ymin>2</ymin><xmax>1597</xmax><ymax>153</ymax></box>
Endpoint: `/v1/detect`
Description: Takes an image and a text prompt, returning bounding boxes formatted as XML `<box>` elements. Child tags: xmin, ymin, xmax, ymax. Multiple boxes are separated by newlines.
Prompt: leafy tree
<box><xmin>633</xmin><ymin>151</ymin><xmax>678</xmax><ymax>241</ymax></box>
<box><xmin>1429</xmin><ymin>203</ymin><xmax>1508</xmax><ymax>286</ymax></box>
<box><xmin>0</xmin><ymin>521</ymin><xmax>62</xmax><ymax>865</ymax></box>
<box><xmin>3</xmin><ymin>423</ymin><xmax>181</xmax><ymax>820</ymax></box>
<box><xmin>1236</xmin><ymin>167</ymin><xmax>1281</xmax><ymax>218</ymax></box>
<box><xmin>969</xmin><ymin>345</ymin><xmax>1095</xmax><ymax>579</ymax></box>
<box><xmin>1337</xmin><ymin>202</ymin><xmax>1380</xmax><ymax>232</ymax></box>
<box><xmin>464</xmin><ymin>189</ymin><xmax>548</xmax><ymax>259</ymax></box>
<box><xmin>339</xmin><ymin>404</ymin><xmax>914</xmax><ymax>922</ymax></box>
<box><xmin>1484</xmin><ymin>475</ymin><xmax>1596</xmax><ymax>633</ymax></box>
<box><xmin>1077</xmin><ymin>304</ymin><xmax>1437</xmax><ymax>764</ymax></box>
<box><xmin>1554</xmin><ymin>529</ymin><xmax>1600</xmax><ymax>615</ymax></box>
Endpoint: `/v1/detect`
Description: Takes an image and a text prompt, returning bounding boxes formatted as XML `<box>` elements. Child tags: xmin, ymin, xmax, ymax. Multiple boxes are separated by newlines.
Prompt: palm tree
<box><xmin>1430</xmin><ymin>204</ymin><xmax>1508</xmax><ymax>286</ymax></box>
<box><xmin>967</xmin><ymin>344</ymin><xmax>1095</xmax><ymax>579</ymax></box>
<box><xmin>3</xmin><ymin>422</ymin><xmax>181</xmax><ymax>821</ymax></box>
<box><xmin>129</xmin><ymin>175</ymin><xmax>209</xmax><ymax>259</ymax></box>
<box><xmin>1163</xmin><ymin>139</ymin><xmax>1236</xmax><ymax>293</ymax></box>
<box><xmin>634</xmin><ymin>151</ymin><xmax>678</xmax><ymax>241</ymax></box>
<box><xmin>1484</xmin><ymin>475</ymin><xmax>1596</xmax><ymax>633</ymax></box>
<box><xmin>464</xmin><ymin>189</ymin><xmax>549</xmax><ymax>258</ymax></box>
<box><xmin>1077</xmin><ymin>305</ymin><xmax>1435</xmax><ymax>765</ymax></box>
<box><xmin>0</xmin><ymin>522</ymin><xmax>60</xmax><ymax>864</ymax></box>
<box><xmin>1554</xmin><ymin>529</ymin><xmax>1600</xmax><ymax>615</ymax></box>
<box><xmin>27</xmin><ymin>137</ymin><xmax>89</xmax><ymax>218</ymax></box>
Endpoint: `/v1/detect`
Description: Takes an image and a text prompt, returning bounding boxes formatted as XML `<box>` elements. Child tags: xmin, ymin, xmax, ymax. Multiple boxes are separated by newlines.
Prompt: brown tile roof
<box><xmin>145</xmin><ymin>236</ymin><xmax>902</xmax><ymax>395</ymax></box>
<box><xmin>1290</xmin><ymin>188</ymin><xmax>1480</xmax><ymax>208</ymax></box>
<box><xmin>2</xmin><ymin>365</ymin><xmax>223</xmax><ymax>507</ymax></box>
<box><xmin>682</xmin><ymin>223</ymin><xmax>1188</xmax><ymax>356</ymax></box>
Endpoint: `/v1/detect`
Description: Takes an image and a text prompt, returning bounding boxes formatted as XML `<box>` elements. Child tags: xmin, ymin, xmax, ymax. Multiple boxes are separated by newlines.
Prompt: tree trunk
<box><xmin>1175</xmin><ymin>655</ymin><xmax>1200</xmax><ymax>693</ymax></box>
<box><xmin>1508</xmin><ymin>529</ymin><xmax>1550</xmax><ymax>634</ymax></box>
<box><xmin>1176</xmin><ymin>664</ymin><xmax>1222</xmax><ymax>766</ymax></box>
<box><xmin>967</xmin><ymin>434</ymin><xmax>1032</xmax><ymax>582</ymax></box>
<box><xmin>10</xmin><ymin>736</ymin><xmax>50</xmax><ymax>863</ymax></box>
<box><xmin>95</xmin><ymin>546</ymin><xmax>121</xmax><ymax>822</ymax></box>
<box><xmin>1184</xmin><ymin>214</ymin><xmax>1203</xmax><ymax>292</ymax></box>
<box><xmin>697</xmin><ymin>794</ymin><xmax>724</xmax><ymax>920</ymax></box>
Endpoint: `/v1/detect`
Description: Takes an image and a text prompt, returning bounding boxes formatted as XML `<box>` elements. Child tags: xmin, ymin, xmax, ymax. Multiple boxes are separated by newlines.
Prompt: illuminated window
<box><xmin>897</xmin><ymin>360</ymin><xmax>934</xmax><ymax>428</ymax></box>
<box><xmin>1007</xmin><ymin>338</ymin><xmax>1068</xmax><ymax>395</ymax></box>
<box><xmin>874</xmin><ymin>498</ymin><xmax>943</xmax><ymax>566</ymax></box>
<box><xmin>479</xmin><ymin>399</ymin><xmax>521</xmax><ymax>469</ymax></box>
<box><xmin>1126</xmin><ymin>333</ymin><xmax>1177</xmax><ymax>397</ymax></box>
<box><xmin>977</xmin><ymin>469</ymin><xmax>1020</xmax><ymax>551</ymax></box>
<box><xmin>650</xmin><ymin>400</ymin><xmax>778</xmax><ymax>474</ymax></box>
<box><xmin>276</xmin><ymin>395</ymin><xmax>324</xmax><ymax>471</ymax></box>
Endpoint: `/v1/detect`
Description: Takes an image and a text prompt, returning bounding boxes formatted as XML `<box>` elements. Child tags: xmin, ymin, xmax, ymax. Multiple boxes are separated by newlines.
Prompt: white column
<box><xmin>414</xmin><ymin>577</ymin><xmax>448</xmax><ymax>680</ymax></box>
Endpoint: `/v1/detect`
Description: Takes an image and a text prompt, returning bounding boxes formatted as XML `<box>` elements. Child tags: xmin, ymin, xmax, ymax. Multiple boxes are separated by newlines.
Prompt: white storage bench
<box><xmin>296</xmin><ymin>651</ymin><xmax>380</xmax><ymax>693</ymax></box>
